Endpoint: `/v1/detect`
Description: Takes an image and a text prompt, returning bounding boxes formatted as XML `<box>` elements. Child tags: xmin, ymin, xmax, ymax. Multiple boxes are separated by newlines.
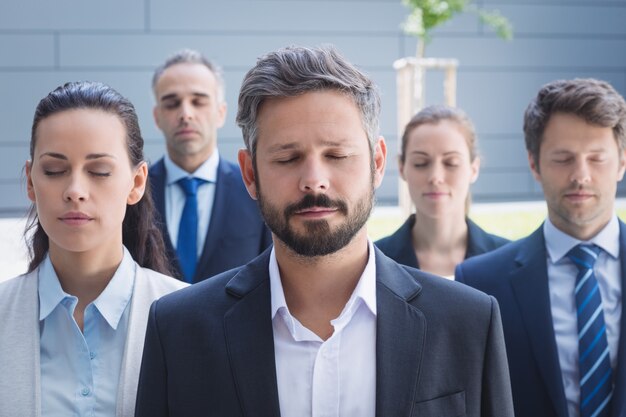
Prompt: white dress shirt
<box><xmin>163</xmin><ymin>150</ymin><xmax>218</xmax><ymax>257</ymax></box>
<box><xmin>39</xmin><ymin>247</ymin><xmax>135</xmax><ymax>417</ymax></box>
<box><xmin>544</xmin><ymin>216</ymin><xmax>622</xmax><ymax>417</ymax></box>
<box><xmin>270</xmin><ymin>240</ymin><xmax>377</xmax><ymax>417</ymax></box>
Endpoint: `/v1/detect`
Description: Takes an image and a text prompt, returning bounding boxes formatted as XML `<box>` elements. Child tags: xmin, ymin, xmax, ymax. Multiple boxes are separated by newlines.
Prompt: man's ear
<box><xmin>373</xmin><ymin>136</ymin><xmax>387</xmax><ymax>188</ymax></box>
<box><xmin>25</xmin><ymin>160</ymin><xmax>36</xmax><ymax>203</ymax></box>
<box><xmin>528</xmin><ymin>151</ymin><xmax>541</xmax><ymax>181</ymax></box>
<box><xmin>127</xmin><ymin>162</ymin><xmax>148</xmax><ymax>205</ymax></box>
<box><xmin>238</xmin><ymin>149</ymin><xmax>258</xmax><ymax>200</ymax></box>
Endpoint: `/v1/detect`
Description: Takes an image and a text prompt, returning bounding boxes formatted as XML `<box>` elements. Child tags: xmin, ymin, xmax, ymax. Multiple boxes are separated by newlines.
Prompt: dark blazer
<box><xmin>455</xmin><ymin>222</ymin><xmax>626</xmax><ymax>417</ymax></box>
<box><xmin>149</xmin><ymin>157</ymin><xmax>272</xmax><ymax>283</ymax></box>
<box><xmin>375</xmin><ymin>214</ymin><xmax>510</xmax><ymax>269</ymax></box>
<box><xmin>135</xmin><ymin>247</ymin><xmax>514</xmax><ymax>417</ymax></box>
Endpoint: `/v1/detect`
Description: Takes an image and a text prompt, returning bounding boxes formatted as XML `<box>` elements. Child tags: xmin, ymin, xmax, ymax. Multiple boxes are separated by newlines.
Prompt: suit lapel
<box><xmin>223</xmin><ymin>252</ymin><xmax>281</xmax><ymax>417</ymax></box>
<box><xmin>194</xmin><ymin>159</ymin><xmax>231</xmax><ymax>281</ymax></box>
<box><xmin>374</xmin><ymin>248</ymin><xmax>425</xmax><ymax>417</ymax></box>
<box><xmin>510</xmin><ymin>227</ymin><xmax>569</xmax><ymax>417</ymax></box>
<box><xmin>610</xmin><ymin>220</ymin><xmax>626</xmax><ymax>416</ymax></box>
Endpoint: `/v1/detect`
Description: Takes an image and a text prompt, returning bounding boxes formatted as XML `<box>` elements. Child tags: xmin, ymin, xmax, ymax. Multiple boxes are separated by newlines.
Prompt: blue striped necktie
<box><xmin>567</xmin><ymin>244</ymin><xmax>613</xmax><ymax>417</ymax></box>
<box><xmin>176</xmin><ymin>177</ymin><xmax>206</xmax><ymax>283</ymax></box>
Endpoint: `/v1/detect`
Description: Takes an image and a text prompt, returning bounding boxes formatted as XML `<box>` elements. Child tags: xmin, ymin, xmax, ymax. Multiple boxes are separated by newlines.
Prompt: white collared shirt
<box><xmin>544</xmin><ymin>216</ymin><xmax>622</xmax><ymax>417</ymax></box>
<box><xmin>270</xmin><ymin>240</ymin><xmax>377</xmax><ymax>417</ymax></box>
<box><xmin>164</xmin><ymin>150</ymin><xmax>219</xmax><ymax>257</ymax></box>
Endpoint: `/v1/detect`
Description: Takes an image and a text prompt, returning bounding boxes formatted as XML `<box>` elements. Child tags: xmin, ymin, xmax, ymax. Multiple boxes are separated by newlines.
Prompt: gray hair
<box><xmin>152</xmin><ymin>48</ymin><xmax>225</xmax><ymax>103</ymax></box>
<box><xmin>236</xmin><ymin>45</ymin><xmax>381</xmax><ymax>157</ymax></box>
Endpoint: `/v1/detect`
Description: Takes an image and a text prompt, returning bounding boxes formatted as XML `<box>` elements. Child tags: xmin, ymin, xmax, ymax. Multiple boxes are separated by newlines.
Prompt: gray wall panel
<box><xmin>0</xmin><ymin>35</ymin><xmax>55</xmax><ymax>68</ymax></box>
<box><xmin>0</xmin><ymin>0</ymin><xmax>145</xmax><ymax>31</ymax></box>
<box><xmin>1</xmin><ymin>0</ymin><xmax>626</xmax><ymax>214</ymax></box>
<box><xmin>58</xmin><ymin>33</ymin><xmax>402</xmax><ymax>69</ymax></box>
<box><xmin>150</xmin><ymin>0</ymin><xmax>407</xmax><ymax>32</ymax></box>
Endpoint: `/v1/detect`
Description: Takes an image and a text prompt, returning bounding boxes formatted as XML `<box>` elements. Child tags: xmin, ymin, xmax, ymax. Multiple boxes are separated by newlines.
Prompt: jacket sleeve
<box><xmin>482</xmin><ymin>296</ymin><xmax>515</xmax><ymax>417</ymax></box>
<box><xmin>134</xmin><ymin>300</ymin><xmax>169</xmax><ymax>417</ymax></box>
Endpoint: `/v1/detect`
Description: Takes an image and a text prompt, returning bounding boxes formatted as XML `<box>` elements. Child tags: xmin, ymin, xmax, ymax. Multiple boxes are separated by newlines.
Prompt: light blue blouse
<box><xmin>38</xmin><ymin>247</ymin><xmax>135</xmax><ymax>417</ymax></box>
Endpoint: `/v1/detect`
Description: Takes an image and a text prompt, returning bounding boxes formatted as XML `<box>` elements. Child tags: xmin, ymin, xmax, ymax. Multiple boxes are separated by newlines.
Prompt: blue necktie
<box><xmin>176</xmin><ymin>177</ymin><xmax>206</xmax><ymax>283</ymax></box>
<box><xmin>567</xmin><ymin>244</ymin><xmax>613</xmax><ymax>417</ymax></box>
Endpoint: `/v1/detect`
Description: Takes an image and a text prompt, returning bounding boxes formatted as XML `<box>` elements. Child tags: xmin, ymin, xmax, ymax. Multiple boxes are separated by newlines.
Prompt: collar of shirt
<box><xmin>38</xmin><ymin>246</ymin><xmax>136</xmax><ymax>330</ymax></box>
<box><xmin>269</xmin><ymin>240</ymin><xmax>377</xmax><ymax>340</ymax></box>
<box><xmin>164</xmin><ymin>149</ymin><xmax>219</xmax><ymax>185</ymax></box>
<box><xmin>544</xmin><ymin>215</ymin><xmax>620</xmax><ymax>263</ymax></box>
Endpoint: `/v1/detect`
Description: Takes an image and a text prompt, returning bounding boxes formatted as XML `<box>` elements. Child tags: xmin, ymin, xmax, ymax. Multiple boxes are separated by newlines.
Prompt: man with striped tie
<box><xmin>456</xmin><ymin>78</ymin><xmax>626</xmax><ymax>417</ymax></box>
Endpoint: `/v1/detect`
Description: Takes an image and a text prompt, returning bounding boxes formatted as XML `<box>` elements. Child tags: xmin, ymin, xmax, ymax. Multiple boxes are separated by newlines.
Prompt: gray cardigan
<box><xmin>0</xmin><ymin>263</ymin><xmax>187</xmax><ymax>417</ymax></box>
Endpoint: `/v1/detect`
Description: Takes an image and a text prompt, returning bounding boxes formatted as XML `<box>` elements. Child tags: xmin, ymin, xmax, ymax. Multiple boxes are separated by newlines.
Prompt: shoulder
<box><xmin>148</xmin><ymin>157</ymin><xmax>166</xmax><ymax>179</ymax></box>
<box><xmin>149</xmin><ymin>266</ymin><xmax>243</xmax><ymax>321</ymax></box>
<box><xmin>375</xmin><ymin>215</ymin><xmax>414</xmax><ymax>253</ymax></box>
<box><xmin>466</xmin><ymin>218</ymin><xmax>510</xmax><ymax>251</ymax></box>
<box><xmin>0</xmin><ymin>270</ymin><xmax>37</xmax><ymax>299</ymax></box>
<box><xmin>136</xmin><ymin>267</ymin><xmax>188</xmax><ymax>296</ymax></box>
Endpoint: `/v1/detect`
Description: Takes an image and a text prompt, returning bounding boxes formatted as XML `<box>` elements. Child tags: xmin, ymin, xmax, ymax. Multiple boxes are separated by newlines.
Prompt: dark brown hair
<box><xmin>26</xmin><ymin>81</ymin><xmax>172</xmax><ymax>275</ymax></box>
<box><xmin>524</xmin><ymin>78</ymin><xmax>626</xmax><ymax>166</ymax></box>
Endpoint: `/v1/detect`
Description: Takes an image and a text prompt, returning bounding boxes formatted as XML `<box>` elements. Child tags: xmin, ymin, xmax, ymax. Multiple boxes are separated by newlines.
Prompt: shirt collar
<box><xmin>38</xmin><ymin>247</ymin><xmax>136</xmax><ymax>330</ymax></box>
<box><xmin>269</xmin><ymin>239</ymin><xmax>378</xmax><ymax>320</ymax></box>
<box><xmin>164</xmin><ymin>149</ymin><xmax>219</xmax><ymax>185</ymax></box>
<box><xmin>544</xmin><ymin>215</ymin><xmax>620</xmax><ymax>263</ymax></box>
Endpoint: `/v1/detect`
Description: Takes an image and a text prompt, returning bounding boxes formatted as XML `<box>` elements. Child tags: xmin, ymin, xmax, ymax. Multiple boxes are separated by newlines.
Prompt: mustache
<box><xmin>284</xmin><ymin>194</ymin><xmax>348</xmax><ymax>217</ymax></box>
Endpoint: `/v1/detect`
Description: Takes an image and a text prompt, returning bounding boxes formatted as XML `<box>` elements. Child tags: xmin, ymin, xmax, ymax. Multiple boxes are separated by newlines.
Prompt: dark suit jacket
<box><xmin>149</xmin><ymin>157</ymin><xmax>272</xmax><ymax>283</ymax></box>
<box><xmin>455</xmin><ymin>222</ymin><xmax>626</xmax><ymax>417</ymax></box>
<box><xmin>375</xmin><ymin>214</ymin><xmax>510</xmax><ymax>269</ymax></box>
<box><xmin>135</xmin><ymin>247</ymin><xmax>514</xmax><ymax>417</ymax></box>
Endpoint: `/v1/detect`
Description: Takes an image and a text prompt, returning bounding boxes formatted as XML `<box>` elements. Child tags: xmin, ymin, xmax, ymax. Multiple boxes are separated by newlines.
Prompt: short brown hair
<box><xmin>399</xmin><ymin>104</ymin><xmax>478</xmax><ymax>164</ymax></box>
<box><xmin>524</xmin><ymin>78</ymin><xmax>626</xmax><ymax>165</ymax></box>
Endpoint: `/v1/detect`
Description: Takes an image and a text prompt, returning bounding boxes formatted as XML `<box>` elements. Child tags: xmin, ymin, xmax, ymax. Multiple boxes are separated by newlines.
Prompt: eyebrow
<box><xmin>160</xmin><ymin>92</ymin><xmax>210</xmax><ymax>102</ymax></box>
<box><xmin>409</xmin><ymin>150</ymin><xmax>463</xmax><ymax>156</ymax></box>
<box><xmin>39</xmin><ymin>152</ymin><xmax>115</xmax><ymax>160</ymax></box>
<box><xmin>266</xmin><ymin>140</ymin><xmax>351</xmax><ymax>154</ymax></box>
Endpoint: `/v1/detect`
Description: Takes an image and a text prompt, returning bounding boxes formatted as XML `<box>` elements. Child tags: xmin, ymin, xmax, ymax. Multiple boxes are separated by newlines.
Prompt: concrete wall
<box><xmin>1</xmin><ymin>0</ymin><xmax>625</xmax><ymax>215</ymax></box>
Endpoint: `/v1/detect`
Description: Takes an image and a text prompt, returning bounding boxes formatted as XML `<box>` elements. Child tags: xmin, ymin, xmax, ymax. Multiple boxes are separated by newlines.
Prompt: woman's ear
<box><xmin>25</xmin><ymin>160</ymin><xmax>36</xmax><ymax>203</ymax></box>
<box><xmin>127</xmin><ymin>162</ymin><xmax>148</xmax><ymax>205</ymax></box>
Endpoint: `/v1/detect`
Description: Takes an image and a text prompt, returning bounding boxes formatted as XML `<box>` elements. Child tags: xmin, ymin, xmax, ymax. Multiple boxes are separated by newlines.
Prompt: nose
<box><xmin>428</xmin><ymin>161</ymin><xmax>445</xmax><ymax>185</ymax></box>
<box><xmin>179</xmin><ymin>101</ymin><xmax>193</xmax><ymax>122</ymax></box>
<box><xmin>63</xmin><ymin>175</ymin><xmax>88</xmax><ymax>203</ymax></box>
<box><xmin>570</xmin><ymin>159</ymin><xmax>591</xmax><ymax>185</ymax></box>
<box><xmin>299</xmin><ymin>157</ymin><xmax>329</xmax><ymax>193</ymax></box>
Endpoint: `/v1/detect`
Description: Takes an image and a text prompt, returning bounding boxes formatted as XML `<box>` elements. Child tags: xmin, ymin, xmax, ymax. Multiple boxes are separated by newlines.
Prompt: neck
<box><xmin>412</xmin><ymin>210</ymin><xmax>468</xmax><ymax>251</ymax></box>
<box><xmin>273</xmin><ymin>229</ymin><xmax>370</xmax><ymax>340</ymax></box>
<box><xmin>48</xmin><ymin>244</ymin><xmax>123</xmax><ymax>320</ymax></box>
<box><xmin>169</xmin><ymin>147</ymin><xmax>214</xmax><ymax>174</ymax></box>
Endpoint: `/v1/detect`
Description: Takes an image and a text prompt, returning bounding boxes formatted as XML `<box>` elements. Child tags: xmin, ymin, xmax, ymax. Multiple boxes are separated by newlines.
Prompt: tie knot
<box><xmin>177</xmin><ymin>177</ymin><xmax>206</xmax><ymax>197</ymax></box>
<box><xmin>567</xmin><ymin>244</ymin><xmax>602</xmax><ymax>271</ymax></box>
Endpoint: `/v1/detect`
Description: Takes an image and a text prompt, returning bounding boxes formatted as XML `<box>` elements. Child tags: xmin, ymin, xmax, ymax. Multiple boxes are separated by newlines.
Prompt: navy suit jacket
<box><xmin>456</xmin><ymin>222</ymin><xmax>626</xmax><ymax>417</ymax></box>
<box><xmin>149</xmin><ymin>157</ymin><xmax>272</xmax><ymax>283</ymax></box>
<box><xmin>135</xmin><ymin>246</ymin><xmax>514</xmax><ymax>417</ymax></box>
<box><xmin>375</xmin><ymin>215</ymin><xmax>510</xmax><ymax>269</ymax></box>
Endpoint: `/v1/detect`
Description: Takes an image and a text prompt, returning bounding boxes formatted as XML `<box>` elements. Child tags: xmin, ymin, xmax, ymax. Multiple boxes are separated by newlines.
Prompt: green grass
<box><xmin>367</xmin><ymin>205</ymin><xmax>626</xmax><ymax>242</ymax></box>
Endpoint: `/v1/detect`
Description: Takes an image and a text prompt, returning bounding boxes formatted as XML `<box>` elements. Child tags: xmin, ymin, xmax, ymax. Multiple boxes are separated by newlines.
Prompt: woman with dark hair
<box><xmin>376</xmin><ymin>105</ymin><xmax>509</xmax><ymax>278</ymax></box>
<box><xmin>0</xmin><ymin>81</ymin><xmax>186</xmax><ymax>416</ymax></box>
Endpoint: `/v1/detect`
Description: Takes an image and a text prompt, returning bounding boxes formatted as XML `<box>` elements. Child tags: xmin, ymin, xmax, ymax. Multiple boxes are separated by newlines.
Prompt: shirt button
<box><xmin>89</xmin><ymin>351</ymin><xmax>96</xmax><ymax>360</ymax></box>
<box><xmin>81</xmin><ymin>388</ymin><xmax>90</xmax><ymax>396</ymax></box>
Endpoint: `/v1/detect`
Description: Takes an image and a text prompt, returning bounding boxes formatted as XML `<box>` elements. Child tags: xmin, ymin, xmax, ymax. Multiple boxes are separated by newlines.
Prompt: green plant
<box><xmin>402</xmin><ymin>0</ymin><xmax>513</xmax><ymax>57</ymax></box>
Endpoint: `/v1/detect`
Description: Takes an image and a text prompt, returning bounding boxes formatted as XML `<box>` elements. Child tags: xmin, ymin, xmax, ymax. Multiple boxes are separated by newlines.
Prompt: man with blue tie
<box><xmin>456</xmin><ymin>78</ymin><xmax>626</xmax><ymax>417</ymax></box>
<box><xmin>149</xmin><ymin>49</ymin><xmax>271</xmax><ymax>283</ymax></box>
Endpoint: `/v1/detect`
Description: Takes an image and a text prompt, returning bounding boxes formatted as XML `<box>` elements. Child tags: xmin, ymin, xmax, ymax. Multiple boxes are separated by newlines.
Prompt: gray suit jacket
<box><xmin>0</xmin><ymin>263</ymin><xmax>187</xmax><ymax>417</ymax></box>
<box><xmin>135</xmin><ymin>247</ymin><xmax>515</xmax><ymax>417</ymax></box>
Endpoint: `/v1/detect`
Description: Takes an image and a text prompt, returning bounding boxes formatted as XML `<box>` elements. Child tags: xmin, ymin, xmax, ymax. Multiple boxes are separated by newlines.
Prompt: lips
<box><xmin>59</xmin><ymin>211</ymin><xmax>93</xmax><ymax>225</ymax></box>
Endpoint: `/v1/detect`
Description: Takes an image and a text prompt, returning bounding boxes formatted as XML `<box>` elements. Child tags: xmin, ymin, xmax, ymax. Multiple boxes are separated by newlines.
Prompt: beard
<box><xmin>257</xmin><ymin>187</ymin><xmax>374</xmax><ymax>258</ymax></box>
